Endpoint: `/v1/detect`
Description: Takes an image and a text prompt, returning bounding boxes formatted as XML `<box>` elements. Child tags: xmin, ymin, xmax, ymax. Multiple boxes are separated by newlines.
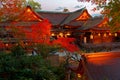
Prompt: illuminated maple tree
<box><xmin>52</xmin><ymin>37</ymin><xmax>79</xmax><ymax>52</ymax></box>
<box><xmin>25</xmin><ymin>19</ymin><xmax>51</xmax><ymax>44</ymax></box>
<box><xmin>24</xmin><ymin>20</ymin><xmax>79</xmax><ymax>52</ymax></box>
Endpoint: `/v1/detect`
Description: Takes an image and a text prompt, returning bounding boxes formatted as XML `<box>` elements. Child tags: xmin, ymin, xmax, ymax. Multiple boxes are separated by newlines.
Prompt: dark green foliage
<box><xmin>28</xmin><ymin>0</ymin><xmax>41</xmax><ymax>10</ymax></box>
<box><xmin>104</xmin><ymin>0</ymin><xmax>120</xmax><ymax>32</ymax></box>
<box><xmin>35</xmin><ymin>44</ymin><xmax>60</xmax><ymax>58</ymax></box>
<box><xmin>11</xmin><ymin>45</ymin><xmax>26</xmax><ymax>57</ymax></box>
<box><xmin>0</xmin><ymin>45</ymin><xmax>57</xmax><ymax>80</ymax></box>
<box><xmin>49</xmin><ymin>63</ymin><xmax>66</xmax><ymax>80</ymax></box>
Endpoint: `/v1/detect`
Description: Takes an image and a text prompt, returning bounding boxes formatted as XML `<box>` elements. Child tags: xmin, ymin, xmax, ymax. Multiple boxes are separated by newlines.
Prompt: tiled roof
<box><xmin>37</xmin><ymin>11</ymin><xmax>70</xmax><ymax>25</ymax></box>
<box><xmin>0</xmin><ymin>21</ymin><xmax>40</xmax><ymax>26</ymax></box>
<box><xmin>37</xmin><ymin>8</ymin><xmax>85</xmax><ymax>26</ymax></box>
<box><xmin>16</xmin><ymin>6</ymin><xmax>43</xmax><ymax>22</ymax></box>
<box><xmin>66</xmin><ymin>20</ymin><xmax>84</xmax><ymax>26</ymax></box>
<box><xmin>84</xmin><ymin>52</ymin><xmax>120</xmax><ymax>80</ymax></box>
<box><xmin>77</xmin><ymin>17</ymin><xmax>103</xmax><ymax>31</ymax></box>
<box><xmin>60</xmin><ymin>8</ymin><xmax>86</xmax><ymax>25</ymax></box>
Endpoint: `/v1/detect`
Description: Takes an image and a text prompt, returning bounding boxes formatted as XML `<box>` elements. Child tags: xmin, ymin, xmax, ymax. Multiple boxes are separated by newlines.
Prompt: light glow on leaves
<box><xmin>25</xmin><ymin>19</ymin><xmax>51</xmax><ymax>44</ymax></box>
<box><xmin>52</xmin><ymin>38</ymin><xmax>79</xmax><ymax>52</ymax></box>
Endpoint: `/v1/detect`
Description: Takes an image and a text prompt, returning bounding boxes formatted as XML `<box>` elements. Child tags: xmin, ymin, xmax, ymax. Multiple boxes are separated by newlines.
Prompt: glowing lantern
<box><xmin>84</xmin><ymin>37</ymin><xmax>87</xmax><ymax>43</ymax></box>
<box><xmin>66</xmin><ymin>32</ymin><xmax>71</xmax><ymax>36</ymax></box>
<box><xmin>51</xmin><ymin>33</ymin><xmax>55</xmax><ymax>36</ymax></box>
<box><xmin>90</xmin><ymin>34</ymin><xmax>93</xmax><ymax>39</ymax></box>
<box><xmin>115</xmin><ymin>33</ymin><xmax>117</xmax><ymax>37</ymax></box>
<box><xmin>65</xmin><ymin>26</ymin><xmax>69</xmax><ymax>28</ymax></box>
<box><xmin>109</xmin><ymin>33</ymin><xmax>112</xmax><ymax>36</ymax></box>
<box><xmin>103</xmin><ymin>33</ymin><xmax>107</xmax><ymax>37</ymax></box>
<box><xmin>65</xmin><ymin>32</ymin><xmax>70</xmax><ymax>37</ymax></box>
<box><xmin>77</xmin><ymin>74</ymin><xmax>81</xmax><ymax>78</ymax></box>
<box><xmin>98</xmin><ymin>33</ymin><xmax>101</xmax><ymax>36</ymax></box>
<box><xmin>5</xmin><ymin>43</ymin><xmax>8</xmax><ymax>47</ymax></box>
<box><xmin>59</xmin><ymin>32</ymin><xmax>63</xmax><ymax>37</ymax></box>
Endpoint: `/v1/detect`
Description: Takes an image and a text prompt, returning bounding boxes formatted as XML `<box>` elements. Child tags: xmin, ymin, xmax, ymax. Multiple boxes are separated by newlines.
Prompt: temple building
<box><xmin>37</xmin><ymin>8</ymin><xmax>120</xmax><ymax>49</ymax></box>
<box><xmin>0</xmin><ymin>6</ymin><xmax>120</xmax><ymax>50</ymax></box>
<box><xmin>0</xmin><ymin>6</ymin><xmax>43</xmax><ymax>50</ymax></box>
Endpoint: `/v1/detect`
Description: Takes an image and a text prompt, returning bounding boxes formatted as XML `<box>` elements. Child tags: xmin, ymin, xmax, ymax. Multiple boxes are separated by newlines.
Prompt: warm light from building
<box><xmin>77</xmin><ymin>74</ymin><xmax>81</xmax><ymax>78</ymax></box>
<box><xmin>65</xmin><ymin>26</ymin><xmax>69</xmax><ymax>28</ymax></box>
<box><xmin>98</xmin><ymin>33</ymin><xmax>101</xmax><ymax>36</ymax></box>
<box><xmin>27</xmin><ymin>8</ymin><xmax>31</xmax><ymax>13</ymax></box>
<box><xmin>51</xmin><ymin>33</ymin><xmax>55</xmax><ymax>36</ymax></box>
<box><xmin>76</xmin><ymin>11</ymin><xmax>90</xmax><ymax>21</ymax></box>
<box><xmin>103</xmin><ymin>33</ymin><xmax>107</xmax><ymax>37</ymax></box>
<box><xmin>66</xmin><ymin>32</ymin><xmax>71</xmax><ymax>36</ymax></box>
<box><xmin>115</xmin><ymin>33</ymin><xmax>117</xmax><ymax>37</ymax></box>
<box><xmin>109</xmin><ymin>33</ymin><xmax>112</xmax><ymax>36</ymax></box>
<box><xmin>5</xmin><ymin>43</ymin><xmax>8</xmax><ymax>47</ymax></box>
<box><xmin>84</xmin><ymin>37</ymin><xmax>87</xmax><ymax>43</ymax></box>
<box><xmin>90</xmin><ymin>34</ymin><xmax>93</xmax><ymax>39</ymax></box>
<box><xmin>59</xmin><ymin>32</ymin><xmax>63</xmax><ymax>37</ymax></box>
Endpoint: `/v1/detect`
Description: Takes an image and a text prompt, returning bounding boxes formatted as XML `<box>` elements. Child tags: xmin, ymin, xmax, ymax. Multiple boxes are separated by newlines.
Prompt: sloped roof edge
<box><xmin>60</xmin><ymin>7</ymin><xmax>87</xmax><ymax>25</ymax></box>
<box><xmin>23</xmin><ymin>6</ymin><xmax>44</xmax><ymax>20</ymax></box>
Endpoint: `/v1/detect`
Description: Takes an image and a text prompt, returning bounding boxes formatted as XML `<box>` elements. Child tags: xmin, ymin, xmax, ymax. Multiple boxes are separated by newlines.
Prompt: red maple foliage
<box><xmin>4</xmin><ymin>19</ymin><xmax>79</xmax><ymax>53</ymax></box>
<box><xmin>25</xmin><ymin>19</ymin><xmax>51</xmax><ymax>44</ymax></box>
<box><xmin>52</xmin><ymin>37</ymin><xmax>79</xmax><ymax>52</ymax></box>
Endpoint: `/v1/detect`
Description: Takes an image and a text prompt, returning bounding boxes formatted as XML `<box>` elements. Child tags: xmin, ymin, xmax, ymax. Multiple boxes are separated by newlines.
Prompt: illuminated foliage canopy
<box><xmin>25</xmin><ymin>20</ymin><xmax>79</xmax><ymax>52</ymax></box>
<box><xmin>52</xmin><ymin>37</ymin><xmax>79</xmax><ymax>52</ymax></box>
<box><xmin>25</xmin><ymin>19</ymin><xmax>51</xmax><ymax>44</ymax></box>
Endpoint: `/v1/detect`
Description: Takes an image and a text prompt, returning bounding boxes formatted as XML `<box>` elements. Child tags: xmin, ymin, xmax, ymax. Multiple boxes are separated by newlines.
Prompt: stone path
<box><xmin>84</xmin><ymin>52</ymin><xmax>120</xmax><ymax>80</ymax></box>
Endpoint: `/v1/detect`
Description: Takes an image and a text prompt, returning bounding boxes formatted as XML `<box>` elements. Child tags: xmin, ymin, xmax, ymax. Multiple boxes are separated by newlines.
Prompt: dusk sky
<box><xmin>35</xmin><ymin>0</ymin><xmax>102</xmax><ymax>16</ymax></box>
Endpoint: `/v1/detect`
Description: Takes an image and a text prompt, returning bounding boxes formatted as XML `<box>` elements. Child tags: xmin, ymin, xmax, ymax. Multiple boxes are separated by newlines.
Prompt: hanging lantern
<box><xmin>109</xmin><ymin>33</ymin><xmax>112</xmax><ymax>36</ymax></box>
<box><xmin>90</xmin><ymin>34</ymin><xmax>93</xmax><ymax>39</ymax></box>
<box><xmin>115</xmin><ymin>33</ymin><xmax>117</xmax><ymax>37</ymax></box>
<box><xmin>77</xmin><ymin>73</ymin><xmax>81</xmax><ymax>78</ymax></box>
<box><xmin>103</xmin><ymin>33</ymin><xmax>107</xmax><ymax>37</ymax></box>
<box><xmin>59</xmin><ymin>32</ymin><xmax>63</xmax><ymax>37</ymax></box>
<box><xmin>66</xmin><ymin>32</ymin><xmax>71</xmax><ymax>36</ymax></box>
<box><xmin>65</xmin><ymin>32</ymin><xmax>70</xmax><ymax>37</ymax></box>
<box><xmin>98</xmin><ymin>33</ymin><xmax>101</xmax><ymax>36</ymax></box>
<box><xmin>5</xmin><ymin>43</ymin><xmax>8</xmax><ymax>47</ymax></box>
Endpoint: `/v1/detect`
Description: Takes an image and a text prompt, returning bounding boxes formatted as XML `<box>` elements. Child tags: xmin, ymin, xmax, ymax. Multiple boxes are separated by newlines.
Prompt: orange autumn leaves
<box><xmin>25</xmin><ymin>19</ymin><xmax>51</xmax><ymax>44</ymax></box>
<box><xmin>24</xmin><ymin>20</ymin><xmax>79</xmax><ymax>52</ymax></box>
<box><xmin>5</xmin><ymin>20</ymin><xmax>79</xmax><ymax>52</ymax></box>
<box><xmin>52</xmin><ymin>38</ymin><xmax>79</xmax><ymax>52</ymax></box>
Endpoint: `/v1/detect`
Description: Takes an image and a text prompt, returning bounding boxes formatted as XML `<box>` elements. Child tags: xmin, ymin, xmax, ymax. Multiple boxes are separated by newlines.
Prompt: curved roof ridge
<box><xmin>73</xmin><ymin>7</ymin><xmax>86</xmax><ymax>13</ymax></box>
<box><xmin>36</xmin><ymin>7</ymin><xmax>86</xmax><ymax>14</ymax></box>
<box><xmin>36</xmin><ymin>10</ymin><xmax>73</xmax><ymax>14</ymax></box>
<box><xmin>60</xmin><ymin>7</ymin><xmax>88</xmax><ymax>25</ymax></box>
